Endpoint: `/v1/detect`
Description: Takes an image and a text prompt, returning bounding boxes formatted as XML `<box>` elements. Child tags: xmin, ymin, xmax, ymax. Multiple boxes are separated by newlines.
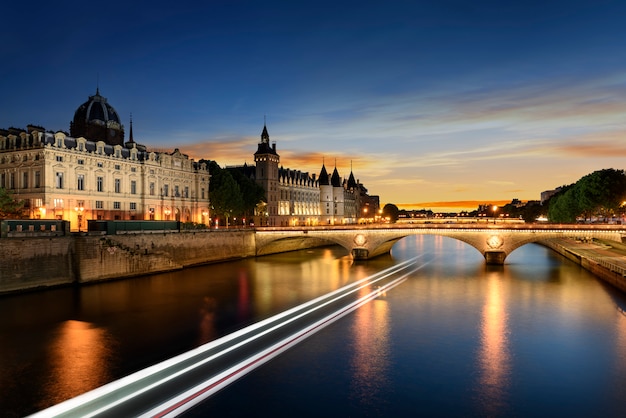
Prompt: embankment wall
<box><xmin>539</xmin><ymin>239</ymin><xmax>626</xmax><ymax>293</ymax></box>
<box><xmin>0</xmin><ymin>230</ymin><xmax>263</xmax><ymax>294</ymax></box>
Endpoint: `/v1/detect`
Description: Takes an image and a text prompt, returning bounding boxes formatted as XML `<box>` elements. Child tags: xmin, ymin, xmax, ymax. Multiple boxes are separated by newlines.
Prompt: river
<box><xmin>1</xmin><ymin>235</ymin><xmax>626</xmax><ymax>417</ymax></box>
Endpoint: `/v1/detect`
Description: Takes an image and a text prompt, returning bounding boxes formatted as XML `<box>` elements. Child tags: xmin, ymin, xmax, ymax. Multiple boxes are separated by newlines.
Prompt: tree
<box><xmin>229</xmin><ymin>168</ymin><xmax>265</xmax><ymax>222</ymax></box>
<box><xmin>382</xmin><ymin>203</ymin><xmax>400</xmax><ymax>223</ymax></box>
<box><xmin>548</xmin><ymin>169</ymin><xmax>626</xmax><ymax>223</ymax></box>
<box><xmin>210</xmin><ymin>169</ymin><xmax>244</xmax><ymax>226</ymax></box>
<box><xmin>0</xmin><ymin>187</ymin><xmax>25</xmax><ymax>219</ymax></box>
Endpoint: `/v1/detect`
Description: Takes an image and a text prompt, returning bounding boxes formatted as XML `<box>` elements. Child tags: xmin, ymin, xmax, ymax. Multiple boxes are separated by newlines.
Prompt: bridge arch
<box><xmin>255</xmin><ymin>226</ymin><xmax>626</xmax><ymax>264</ymax></box>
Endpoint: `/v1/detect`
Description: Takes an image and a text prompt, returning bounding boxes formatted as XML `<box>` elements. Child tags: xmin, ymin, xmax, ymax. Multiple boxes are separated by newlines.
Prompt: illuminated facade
<box><xmin>250</xmin><ymin>125</ymin><xmax>366</xmax><ymax>226</ymax></box>
<box><xmin>0</xmin><ymin>91</ymin><xmax>210</xmax><ymax>229</ymax></box>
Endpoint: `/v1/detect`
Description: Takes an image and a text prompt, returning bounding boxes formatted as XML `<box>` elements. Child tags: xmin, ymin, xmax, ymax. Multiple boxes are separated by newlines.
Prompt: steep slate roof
<box><xmin>330</xmin><ymin>167</ymin><xmax>342</xmax><ymax>187</ymax></box>
<box><xmin>319</xmin><ymin>164</ymin><xmax>330</xmax><ymax>185</ymax></box>
<box><xmin>254</xmin><ymin>124</ymin><xmax>278</xmax><ymax>156</ymax></box>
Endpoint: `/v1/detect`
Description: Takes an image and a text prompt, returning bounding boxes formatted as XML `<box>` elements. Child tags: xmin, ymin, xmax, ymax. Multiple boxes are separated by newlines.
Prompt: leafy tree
<box><xmin>210</xmin><ymin>168</ymin><xmax>244</xmax><ymax>226</ymax></box>
<box><xmin>576</xmin><ymin>169</ymin><xmax>626</xmax><ymax>221</ymax></box>
<box><xmin>382</xmin><ymin>203</ymin><xmax>400</xmax><ymax>223</ymax></box>
<box><xmin>548</xmin><ymin>169</ymin><xmax>626</xmax><ymax>223</ymax></box>
<box><xmin>0</xmin><ymin>187</ymin><xmax>25</xmax><ymax>219</ymax></box>
<box><xmin>228</xmin><ymin>168</ymin><xmax>265</xmax><ymax>221</ymax></box>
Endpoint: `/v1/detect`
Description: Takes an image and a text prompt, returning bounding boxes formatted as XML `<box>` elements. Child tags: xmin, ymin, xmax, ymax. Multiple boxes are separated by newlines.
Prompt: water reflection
<box><xmin>476</xmin><ymin>271</ymin><xmax>510</xmax><ymax>415</ymax></box>
<box><xmin>44</xmin><ymin>320</ymin><xmax>113</xmax><ymax>407</ymax></box>
<box><xmin>349</xmin><ymin>285</ymin><xmax>391</xmax><ymax>406</ymax></box>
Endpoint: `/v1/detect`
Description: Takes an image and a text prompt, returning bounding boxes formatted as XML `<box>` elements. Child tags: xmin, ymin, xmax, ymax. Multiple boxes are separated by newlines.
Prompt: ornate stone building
<box><xmin>0</xmin><ymin>90</ymin><xmax>210</xmax><ymax>229</ymax></box>
<box><xmin>247</xmin><ymin>124</ymin><xmax>374</xmax><ymax>226</ymax></box>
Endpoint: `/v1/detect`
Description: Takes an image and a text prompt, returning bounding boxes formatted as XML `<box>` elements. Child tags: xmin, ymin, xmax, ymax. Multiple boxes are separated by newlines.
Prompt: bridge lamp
<box><xmin>492</xmin><ymin>205</ymin><xmax>498</xmax><ymax>224</ymax></box>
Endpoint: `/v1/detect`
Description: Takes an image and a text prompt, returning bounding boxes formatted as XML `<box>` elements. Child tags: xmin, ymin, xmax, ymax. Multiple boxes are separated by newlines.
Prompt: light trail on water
<box><xmin>30</xmin><ymin>255</ymin><xmax>432</xmax><ymax>418</ymax></box>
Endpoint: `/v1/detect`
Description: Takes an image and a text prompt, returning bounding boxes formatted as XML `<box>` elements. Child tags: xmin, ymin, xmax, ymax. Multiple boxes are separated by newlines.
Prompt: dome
<box><xmin>70</xmin><ymin>88</ymin><xmax>125</xmax><ymax>145</ymax></box>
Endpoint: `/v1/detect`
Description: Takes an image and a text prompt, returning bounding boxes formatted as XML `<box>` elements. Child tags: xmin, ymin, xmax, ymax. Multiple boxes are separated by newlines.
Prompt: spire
<box><xmin>331</xmin><ymin>166</ymin><xmax>341</xmax><ymax>187</ymax></box>
<box><xmin>261</xmin><ymin>123</ymin><xmax>270</xmax><ymax>144</ymax></box>
<box><xmin>319</xmin><ymin>162</ymin><xmax>330</xmax><ymax>185</ymax></box>
<box><xmin>128</xmin><ymin>113</ymin><xmax>135</xmax><ymax>143</ymax></box>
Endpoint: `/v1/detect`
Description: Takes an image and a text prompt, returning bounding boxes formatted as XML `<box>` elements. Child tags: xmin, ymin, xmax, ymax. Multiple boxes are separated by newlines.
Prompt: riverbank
<box><xmin>0</xmin><ymin>230</ymin><xmax>332</xmax><ymax>296</ymax></box>
<box><xmin>3</xmin><ymin>231</ymin><xmax>626</xmax><ymax>296</ymax></box>
<box><xmin>540</xmin><ymin>237</ymin><xmax>626</xmax><ymax>293</ymax></box>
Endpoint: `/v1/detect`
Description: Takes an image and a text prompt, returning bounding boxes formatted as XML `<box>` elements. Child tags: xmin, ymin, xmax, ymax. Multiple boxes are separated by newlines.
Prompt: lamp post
<box><xmin>492</xmin><ymin>205</ymin><xmax>498</xmax><ymax>224</ymax></box>
<box><xmin>74</xmin><ymin>205</ymin><xmax>84</xmax><ymax>232</ymax></box>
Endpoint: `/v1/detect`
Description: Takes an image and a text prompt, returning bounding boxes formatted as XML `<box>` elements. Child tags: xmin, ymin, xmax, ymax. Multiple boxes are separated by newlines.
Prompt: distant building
<box><xmin>0</xmin><ymin>90</ymin><xmax>210</xmax><ymax>229</ymax></box>
<box><xmin>541</xmin><ymin>187</ymin><xmax>562</xmax><ymax>203</ymax></box>
<box><xmin>240</xmin><ymin>124</ymin><xmax>378</xmax><ymax>226</ymax></box>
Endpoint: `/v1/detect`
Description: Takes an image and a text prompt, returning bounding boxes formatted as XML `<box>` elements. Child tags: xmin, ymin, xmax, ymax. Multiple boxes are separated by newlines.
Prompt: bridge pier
<box><xmin>484</xmin><ymin>251</ymin><xmax>506</xmax><ymax>265</ymax></box>
<box><xmin>352</xmin><ymin>248</ymin><xmax>369</xmax><ymax>260</ymax></box>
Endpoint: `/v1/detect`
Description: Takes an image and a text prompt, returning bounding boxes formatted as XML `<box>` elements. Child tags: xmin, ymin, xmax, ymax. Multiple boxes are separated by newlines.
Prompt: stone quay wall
<box><xmin>0</xmin><ymin>230</ymin><xmax>260</xmax><ymax>294</ymax></box>
<box><xmin>0</xmin><ymin>236</ymin><xmax>76</xmax><ymax>294</ymax></box>
<box><xmin>539</xmin><ymin>239</ymin><xmax>626</xmax><ymax>294</ymax></box>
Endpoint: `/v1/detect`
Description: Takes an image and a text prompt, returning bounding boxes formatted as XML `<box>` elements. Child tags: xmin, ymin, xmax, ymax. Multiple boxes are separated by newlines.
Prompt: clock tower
<box><xmin>254</xmin><ymin>124</ymin><xmax>280</xmax><ymax>226</ymax></box>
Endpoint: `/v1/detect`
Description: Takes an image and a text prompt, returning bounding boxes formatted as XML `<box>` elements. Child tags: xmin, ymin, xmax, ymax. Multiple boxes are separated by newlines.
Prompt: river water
<box><xmin>1</xmin><ymin>235</ymin><xmax>626</xmax><ymax>417</ymax></box>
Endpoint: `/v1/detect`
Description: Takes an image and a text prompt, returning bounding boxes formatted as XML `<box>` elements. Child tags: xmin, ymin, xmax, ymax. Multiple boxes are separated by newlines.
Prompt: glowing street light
<box><xmin>74</xmin><ymin>205</ymin><xmax>84</xmax><ymax>232</ymax></box>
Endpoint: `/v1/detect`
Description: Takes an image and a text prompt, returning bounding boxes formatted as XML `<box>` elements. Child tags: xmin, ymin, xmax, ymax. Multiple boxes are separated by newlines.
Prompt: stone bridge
<box><xmin>254</xmin><ymin>224</ymin><xmax>626</xmax><ymax>264</ymax></box>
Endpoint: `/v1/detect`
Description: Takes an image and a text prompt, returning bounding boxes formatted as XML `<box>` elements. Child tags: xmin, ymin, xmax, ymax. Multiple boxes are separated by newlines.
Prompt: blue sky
<box><xmin>2</xmin><ymin>1</ymin><xmax>626</xmax><ymax>211</ymax></box>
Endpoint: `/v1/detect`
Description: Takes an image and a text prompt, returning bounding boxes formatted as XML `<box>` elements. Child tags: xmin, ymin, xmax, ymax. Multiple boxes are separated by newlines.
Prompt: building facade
<box><xmin>0</xmin><ymin>91</ymin><xmax>210</xmax><ymax>230</ymax></box>
<box><xmin>248</xmin><ymin>125</ymin><xmax>376</xmax><ymax>226</ymax></box>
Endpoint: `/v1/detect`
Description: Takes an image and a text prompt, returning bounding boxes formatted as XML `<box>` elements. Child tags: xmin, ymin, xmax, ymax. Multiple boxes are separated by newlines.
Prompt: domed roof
<box><xmin>70</xmin><ymin>88</ymin><xmax>125</xmax><ymax>145</ymax></box>
<box><xmin>73</xmin><ymin>88</ymin><xmax>121</xmax><ymax>125</ymax></box>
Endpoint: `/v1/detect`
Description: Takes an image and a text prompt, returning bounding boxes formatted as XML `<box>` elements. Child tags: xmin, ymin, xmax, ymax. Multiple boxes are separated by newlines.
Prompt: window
<box><xmin>78</xmin><ymin>143</ymin><xmax>84</xmax><ymax>152</ymax></box>
<box><xmin>130</xmin><ymin>202</ymin><xmax>137</xmax><ymax>210</ymax></box>
<box><xmin>55</xmin><ymin>172</ymin><xmax>63</xmax><ymax>189</ymax></box>
<box><xmin>113</xmin><ymin>201</ymin><xmax>121</xmax><ymax>210</ymax></box>
<box><xmin>56</xmin><ymin>155</ymin><xmax>63</xmax><ymax>162</ymax></box>
<box><xmin>174</xmin><ymin>185</ymin><xmax>179</xmax><ymax>197</ymax></box>
<box><xmin>184</xmin><ymin>186</ymin><xmax>189</xmax><ymax>198</ymax></box>
<box><xmin>115</xmin><ymin>178</ymin><xmax>121</xmax><ymax>193</ymax></box>
<box><xmin>131</xmin><ymin>180</ymin><xmax>137</xmax><ymax>195</ymax></box>
<box><xmin>163</xmin><ymin>184</ymin><xmax>169</xmax><ymax>197</ymax></box>
<box><xmin>115</xmin><ymin>164</ymin><xmax>121</xmax><ymax>170</ymax></box>
<box><xmin>201</xmin><ymin>188</ymin><xmax>205</xmax><ymax>199</ymax></box>
<box><xmin>54</xmin><ymin>198</ymin><xmax>63</xmax><ymax>208</ymax></box>
<box><xmin>78</xmin><ymin>159</ymin><xmax>84</xmax><ymax>165</ymax></box>
<box><xmin>77</xmin><ymin>174</ymin><xmax>84</xmax><ymax>191</ymax></box>
<box><xmin>97</xmin><ymin>162</ymin><xmax>103</xmax><ymax>168</ymax></box>
<box><xmin>34</xmin><ymin>171</ymin><xmax>40</xmax><ymax>188</ymax></box>
<box><xmin>149</xmin><ymin>182</ymin><xmax>155</xmax><ymax>196</ymax></box>
<box><xmin>96</xmin><ymin>200</ymin><xmax>103</xmax><ymax>209</ymax></box>
<box><xmin>22</xmin><ymin>172</ymin><xmax>28</xmax><ymax>189</ymax></box>
<box><xmin>97</xmin><ymin>176</ymin><xmax>103</xmax><ymax>192</ymax></box>
<box><xmin>131</xmin><ymin>167</ymin><xmax>136</xmax><ymax>172</ymax></box>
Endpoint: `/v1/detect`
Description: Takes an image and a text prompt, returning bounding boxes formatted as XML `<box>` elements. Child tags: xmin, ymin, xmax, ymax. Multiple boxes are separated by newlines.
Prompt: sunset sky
<box><xmin>3</xmin><ymin>1</ymin><xmax>626</xmax><ymax>211</ymax></box>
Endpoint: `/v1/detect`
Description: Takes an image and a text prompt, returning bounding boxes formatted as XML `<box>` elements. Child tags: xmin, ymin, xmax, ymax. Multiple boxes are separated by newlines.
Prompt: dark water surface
<box><xmin>1</xmin><ymin>236</ymin><xmax>626</xmax><ymax>417</ymax></box>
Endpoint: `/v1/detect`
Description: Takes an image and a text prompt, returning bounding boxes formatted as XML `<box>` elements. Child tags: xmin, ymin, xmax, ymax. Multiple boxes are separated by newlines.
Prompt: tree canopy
<box><xmin>205</xmin><ymin>160</ymin><xmax>265</xmax><ymax>225</ymax></box>
<box><xmin>548</xmin><ymin>169</ymin><xmax>626</xmax><ymax>223</ymax></box>
<box><xmin>382</xmin><ymin>203</ymin><xmax>400</xmax><ymax>223</ymax></box>
<box><xmin>0</xmin><ymin>187</ymin><xmax>25</xmax><ymax>219</ymax></box>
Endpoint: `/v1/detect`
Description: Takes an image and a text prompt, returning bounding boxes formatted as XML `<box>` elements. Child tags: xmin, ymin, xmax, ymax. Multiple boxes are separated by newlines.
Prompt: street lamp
<box><xmin>492</xmin><ymin>205</ymin><xmax>498</xmax><ymax>224</ymax></box>
<box><xmin>74</xmin><ymin>205</ymin><xmax>84</xmax><ymax>232</ymax></box>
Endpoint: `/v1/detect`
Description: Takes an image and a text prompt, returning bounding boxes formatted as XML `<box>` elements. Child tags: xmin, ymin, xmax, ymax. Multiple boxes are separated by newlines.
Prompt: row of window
<box><xmin>1</xmin><ymin>170</ymin><xmax>207</xmax><ymax>202</ymax></box>
<box><xmin>52</xmin><ymin>198</ymin><xmax>137</xmax><ymax>210</ymax></box>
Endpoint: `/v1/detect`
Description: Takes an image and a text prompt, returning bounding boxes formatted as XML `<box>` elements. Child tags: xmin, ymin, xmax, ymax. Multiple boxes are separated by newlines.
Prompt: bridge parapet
<box><xmin>255</xmin><ymin>226</ymin><xmax>626</xmax><ymax>264</ymax></box>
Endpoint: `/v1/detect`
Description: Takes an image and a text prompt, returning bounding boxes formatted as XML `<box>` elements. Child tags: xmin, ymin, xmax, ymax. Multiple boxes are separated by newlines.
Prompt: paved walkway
<box><xmin>550</xmin><ymin>237</ymin><xmax>626</xmax><ymax>277</ymax></box>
